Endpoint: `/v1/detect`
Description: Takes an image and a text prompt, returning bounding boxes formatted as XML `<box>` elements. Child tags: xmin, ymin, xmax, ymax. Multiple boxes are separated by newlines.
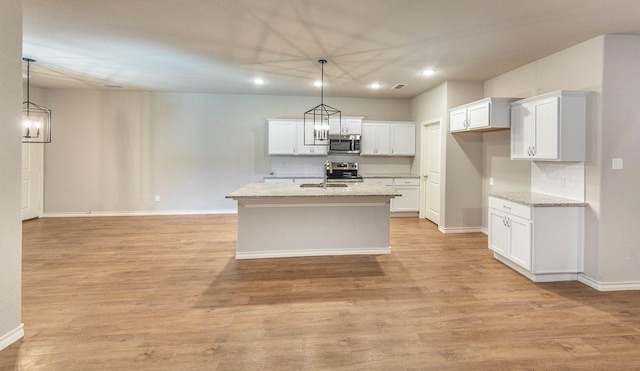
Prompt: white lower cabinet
<box><xmin>488</xmin><ymin>196</ymin><xmax>584</xmax><ymax>282</ymax></box>
<box><xmin>391</xmin><ymin>178</ymin><xmax>420</xmax><ymax>213</ymax></box>
<box><xmin>363</xmin><ymin>177</ymin><xmax>419</xmax><ymax>215</ymax></box>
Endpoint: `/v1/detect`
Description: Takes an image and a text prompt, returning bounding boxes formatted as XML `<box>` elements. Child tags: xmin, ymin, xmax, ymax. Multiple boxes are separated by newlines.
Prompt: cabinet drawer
<box><xmin>489</xmin><ymin>197</ymin><xmax>531</xmax><ymax>220</ymax></box>
<box><xmin>394</xmin><ymin>178</ymin><xmax>419</xmax><ymax>186</ymax></box>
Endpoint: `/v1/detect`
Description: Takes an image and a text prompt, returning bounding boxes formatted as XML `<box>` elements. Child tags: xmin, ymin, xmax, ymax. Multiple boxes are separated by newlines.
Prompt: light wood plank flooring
<box><xmin>2</xmin><ymin>215</ymin><xmax>640</xmax><ymax>370</ymax></box>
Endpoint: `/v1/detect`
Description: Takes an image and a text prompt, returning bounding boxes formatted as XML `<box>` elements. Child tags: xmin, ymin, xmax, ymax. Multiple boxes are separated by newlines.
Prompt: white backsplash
<box><xmin>269</xmin><ymin>155</ymin><xmax>413</xmax><ymax>176</ymax></box>
<box><xmin>531</xmin><ymin>161</ymin><xmax>585</xmax><ymax>201</ymax></box>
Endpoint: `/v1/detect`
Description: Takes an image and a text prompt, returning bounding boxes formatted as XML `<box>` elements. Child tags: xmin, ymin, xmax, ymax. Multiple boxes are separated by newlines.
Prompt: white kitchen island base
<box><xmin>226</xmin><ymin>183</ymin><xmax>400</xmax><ymax>259</ymax></box>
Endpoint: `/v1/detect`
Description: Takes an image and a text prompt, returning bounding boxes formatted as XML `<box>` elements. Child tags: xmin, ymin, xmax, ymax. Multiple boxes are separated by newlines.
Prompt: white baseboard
<box><xmin>578</xmin><ymin>274</ymin><xmax>640</xmax><ymax>291</ymax></box>
<box><xmin>438</xmin><ymin>226</ymin><xmax>484</xmax><ymax>234</ymax></box>
<box><xmin>236</xmin><ymin>247</ymin><xmax>391</xmax><ymax>260</ymax></box>
<box><xmin>493</xmin><ymin>253</ymin><xmax>578</xmax><ymax>282</ymax></box>
<box><xmin>0</xmin><ymin>324</ymin><xmax>24</xmax><ymax>352</ymax></box>
<box><xmin>42</xmin><ymin>209</ymin><xmax>237</xmax><ymax>218</ymax></box>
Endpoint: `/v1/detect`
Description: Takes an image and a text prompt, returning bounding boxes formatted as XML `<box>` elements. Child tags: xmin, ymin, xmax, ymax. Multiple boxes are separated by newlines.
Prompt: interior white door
<box><xmin>22</xmin><ymin>142</ymin><xmax>43</xmax><ymax>220</ymax></box>
<box><xmin>422</xmin><ymin>123</ymin><xmax>441</xmax><ymax>225</ymax></box>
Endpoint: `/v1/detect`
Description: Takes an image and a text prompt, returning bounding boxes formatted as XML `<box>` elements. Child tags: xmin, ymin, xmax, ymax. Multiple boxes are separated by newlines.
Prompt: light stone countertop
<box><xmin>226</xmin><ymin>182</ymin><xmax>401</xmax><ymax>199</ymax></box>
<box><xmin>488</xmin><ymin>191</ymin><xmax>588</xmax><ymax>207</ymax></box>
<box><xmin>263</xmin><ymin>173</ymin><xmax>417</xmax><ymax>179</ymax></box>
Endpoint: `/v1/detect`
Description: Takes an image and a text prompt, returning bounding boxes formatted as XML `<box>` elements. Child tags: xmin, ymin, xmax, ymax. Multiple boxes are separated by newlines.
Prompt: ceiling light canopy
<box><xmin>22</xmin><ymin>58</ymin><xmax>51</xmax><ymax>143</ymax></box>
<box><xmin>252</xmin><ymin>78</ymin><xmax>265</xmax><ymax>85</ymax></box>
<box><xmin>304</xmin><ymin>59</ymin><xmax>340</xmax><ymax>145</ymax></box>
<box><xmin>369</xmin><ymin>82</ymin><xmax>382</xmax><ymax>89</ymax></box>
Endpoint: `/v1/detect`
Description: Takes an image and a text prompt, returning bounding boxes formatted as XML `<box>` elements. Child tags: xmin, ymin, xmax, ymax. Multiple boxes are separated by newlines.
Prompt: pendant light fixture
<box><xmin>304</xmin><ymin>59</ymin><xmax>340</xmax><ymax>145</ymax></box>
<box><xmin>22</xmin><ymin>58</ymin><xmax>52</xmax><ymax>143</ymax></box>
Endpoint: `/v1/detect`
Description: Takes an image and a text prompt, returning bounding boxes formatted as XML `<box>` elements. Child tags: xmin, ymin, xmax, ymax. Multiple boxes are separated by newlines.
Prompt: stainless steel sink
<box><xmin>299</xmin><ymin>183</ymin><xmax>348</xmax><ymax>188</ymax></box>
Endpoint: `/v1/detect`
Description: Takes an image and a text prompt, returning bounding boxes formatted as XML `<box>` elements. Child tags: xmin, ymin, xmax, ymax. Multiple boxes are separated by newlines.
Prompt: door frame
<box><xmin>22</xmin><ymin>142</ymin><xmax>44</xmax><ymax>220</ymax></box>
<box><xmin>419</xmin><ymin>118</ymin><xmax>442</xmax><ymax>222</ymax></box>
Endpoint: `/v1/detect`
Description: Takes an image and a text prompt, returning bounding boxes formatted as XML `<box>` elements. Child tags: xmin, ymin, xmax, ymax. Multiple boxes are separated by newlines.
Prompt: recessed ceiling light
<box><xmin>421</xmin><ymin>69</ymin><xmax>436</xmax><ymax>76</ymax></box>
<box><xmin>313</xmin><ymin>80</ymin><xmax>324</xmax><ymax>87</ymax></box>
<box><xmin>369</xmin><ymin>82</ymin><xmax>382</xmax><ymax>89</ymax></box>
<box><xmin>253</xmin><ymin>78</ymin><xmax>265</xmax><ymax>85</ymax></box>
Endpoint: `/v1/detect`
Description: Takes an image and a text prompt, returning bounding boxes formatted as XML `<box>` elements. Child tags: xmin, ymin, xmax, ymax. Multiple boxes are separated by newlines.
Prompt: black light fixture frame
<box><xmin>304</xmin><ymin>59</ymin><xmax>341</xmax><ymax>146</ymax></box>
<box><xmin>22</xmin><ymin>58</ymin><xmax>52</xmax><ymax>143</ymax></box>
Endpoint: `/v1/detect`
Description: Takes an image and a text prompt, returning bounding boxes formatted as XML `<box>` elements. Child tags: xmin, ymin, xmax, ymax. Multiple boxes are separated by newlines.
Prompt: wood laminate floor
<box><xmin>1</xmin><ymin>215</ymin><xmax>640</xmax><ymax>370</ymax></box>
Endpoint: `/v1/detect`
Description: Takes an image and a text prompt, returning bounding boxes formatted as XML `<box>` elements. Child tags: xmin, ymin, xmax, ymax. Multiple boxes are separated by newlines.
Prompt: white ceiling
<box><xmin>22</xmin><ymin>0</ymin><xmax>640</xmax><ymax>99</ymax></box>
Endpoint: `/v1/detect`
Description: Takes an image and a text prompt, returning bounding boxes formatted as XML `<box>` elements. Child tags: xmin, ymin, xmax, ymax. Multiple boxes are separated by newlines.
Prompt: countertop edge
<box><xmin>488</xmin><ymin>191</ymin><xmax>588</xmax><ymax>207</ymax></box>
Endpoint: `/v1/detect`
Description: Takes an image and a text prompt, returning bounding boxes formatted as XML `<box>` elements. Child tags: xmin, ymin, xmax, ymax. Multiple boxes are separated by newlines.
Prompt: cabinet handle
<box><xmin>502</xmin><ymin>205</ymin><xmax>511</xmax><ymax>210</ymax></box>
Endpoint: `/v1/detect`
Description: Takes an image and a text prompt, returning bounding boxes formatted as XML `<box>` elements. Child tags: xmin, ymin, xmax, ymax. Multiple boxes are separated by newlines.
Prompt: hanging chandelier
<box><xmin>22</xmin><ymin>58</ymin><xmax>52</xmax><ymax>143</ymax></box>
<box><xmin>304</xmin><ymin>59</ymin><xmax>341</xmax><ymax>145</ymax></box>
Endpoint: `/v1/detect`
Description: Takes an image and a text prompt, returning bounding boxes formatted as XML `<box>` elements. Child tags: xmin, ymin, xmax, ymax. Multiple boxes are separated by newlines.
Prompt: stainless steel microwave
<box><xmin>329</xmin><ymin>134</ymin><xmax>360</xmax><ymax>154</ymax></box>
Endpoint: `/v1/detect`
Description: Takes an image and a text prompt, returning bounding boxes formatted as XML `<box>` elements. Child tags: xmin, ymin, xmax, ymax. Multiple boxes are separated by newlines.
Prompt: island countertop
<box><xmin>226</xmin><ymin>182</ymin><xmax>401</xmax><ymax>199</ymax></box>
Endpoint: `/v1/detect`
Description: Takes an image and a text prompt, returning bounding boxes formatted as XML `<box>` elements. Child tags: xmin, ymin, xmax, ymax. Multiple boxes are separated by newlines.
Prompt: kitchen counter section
<box><xmin>227</xmin><ymin>182</ymin><xmax>400</xmax><ymax>199</ymax></box>
<box><xmin>226</xmin><ymin>183</ymin><xmax>399</xmax><ymax>259</ymax></box>
<box><xmin>263</xmin><ymin>173</ymin><xmax>418</xmax><ymax>181</ymax></box>
<box><xmin>488</xmin><ymin>191</ymin><xmax>587</xmax><ymax>207</ymax></box>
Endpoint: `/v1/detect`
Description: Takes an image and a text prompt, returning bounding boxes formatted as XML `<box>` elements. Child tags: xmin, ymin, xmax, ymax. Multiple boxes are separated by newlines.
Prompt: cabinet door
<box><xmin>390</xmin><ymin>124</ymin><xmax>415</xmax><ymax>156</ymax></box>
<box><xmin>509</xmin><ymin>215</ymin><xmax>532</xmax><ymax>270</ymax></box>
<box><xmin>449</xmin><ymin>107</ymin><xmax>468</xmax><ymax>132</ymax></box>
<box><xmin>297</xmin><ymin>121</ymin><xmax>328</xmax><ymax>155</ymax></box>
<box><xmin>360</xmin><ymin>123</ymin><xmax>378</xmax><ymax>155</ymax></box>
<box><xmin>511</xmin><ymin>103</ymin><xmax>533</xmax><ymax>159</ymax></box>
<box><xmin>489</xmin><ymin>209</ymin><xmax>510</xmax><ymax>257</ymax></box>
<box><xmin>531</xmin><ymin>97</ymin><xmax>559</xmax><ymax>160</ymax></box>
<box><xmin>268</xmin><ymin>121</ymin><xmax>297</xmax><ymax>155</ymax></box>
<box><xmin>375</xmin><ymin>124</ymin><xmax>391</xmax><ymax>155</ymax></box>
<box><xmin>344</xmin><ymin>118</ymin><xmax>362</xmax><ymax>135</ymax></box>
<box><xmin>329</xmin><ymin>118</ymin><xmax>342</xmax><ymax>135</ymax></box>
<box><xmin>392</xmin><ymin>185</ymin><xmax>420</xmax><ymax>212</ymax></box>
<box><xmin>467</xmin><ymin>101</ymin><xmax>490</xmax><ymax>129</ymax></box>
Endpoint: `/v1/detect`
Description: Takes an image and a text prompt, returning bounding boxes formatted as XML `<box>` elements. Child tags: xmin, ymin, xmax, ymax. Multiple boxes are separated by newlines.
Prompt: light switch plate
<box><xmin>612</xmin><ymin>158</ymin><xmax>623</xmax><ymax>170</ymax></box>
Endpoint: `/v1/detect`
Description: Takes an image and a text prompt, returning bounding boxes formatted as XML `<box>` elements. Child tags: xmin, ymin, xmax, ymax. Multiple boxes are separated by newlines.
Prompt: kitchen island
<box><xmin>226</xmin><ymin>182</ymin><xmax>400</xmax><ymax>259</ymax></box>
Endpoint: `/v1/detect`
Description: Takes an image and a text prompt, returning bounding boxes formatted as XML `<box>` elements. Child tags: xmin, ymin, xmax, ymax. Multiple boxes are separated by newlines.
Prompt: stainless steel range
<box><xmin>326</xmin><ymin>161</ymin><xmax>363</xmax><ymax>182</ymax></box>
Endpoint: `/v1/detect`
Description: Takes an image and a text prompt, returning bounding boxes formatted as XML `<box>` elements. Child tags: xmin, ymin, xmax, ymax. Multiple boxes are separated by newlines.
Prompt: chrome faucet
<box><xmin>323</xmin><ymin>160</ymin><xmax>332</xmax><ymax>188</ymax></box>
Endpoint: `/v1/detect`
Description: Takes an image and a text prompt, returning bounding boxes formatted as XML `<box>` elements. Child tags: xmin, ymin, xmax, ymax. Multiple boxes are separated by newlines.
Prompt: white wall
<box><xmin>411</xmin><ymin>81</ymin><xmax>485</xmax><ymax>231</ymax></box>
<box><xmin>43</xmin><ymin>91</ymin><xmax>411</xmax><ymax>215</ymax></box>
<box><xmin>597</xmin><ymin>34</ymin><xmax>640</xmax><ymax>284</ymax></box>
<box><xmin>0</xmin><ymin>0</ymin><xmax>24</xmax><ymax>351</ymax></box>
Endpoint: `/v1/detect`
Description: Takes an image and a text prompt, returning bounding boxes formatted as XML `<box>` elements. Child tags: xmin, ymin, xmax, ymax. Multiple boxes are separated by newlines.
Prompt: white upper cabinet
<box><xmin>361</xmin><ymin>122</ymin><xmax>390</xmax><ymax>155</ymax></box>
<box><xmin>390</xmin><ymin>123</ymin><xmax>416</xmax><ymax>156</ymax></box>
<box><xmin>510</xmin><ymin>91</ymin><xmax>588</xmax><ymax>161</ymax></box>
<box><xmin>268</xmin><ymin>120</ymin><xmax>297</xmax><ymax>155</ymax></box>
<box><xmin>362</xmin><ymin>121</ymin><xmax>415</xmax><ymax>156</ymax></box>
<box><xmin>449</xmin><ymin>97</ymin><xmax>517</xmax><ymax>133</ymax></box>
<box><xmin>329</xmin><ymin>116</ymin><xmax>363</xmax><ymax>136</ymax></box>
<box><xmin>268</xmin><ymin>119</ymin><xmax>327</xmax><ymax>156</ymax></box>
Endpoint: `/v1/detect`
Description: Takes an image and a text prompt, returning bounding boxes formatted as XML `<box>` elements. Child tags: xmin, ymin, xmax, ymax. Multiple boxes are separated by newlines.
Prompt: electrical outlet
<box><xmin>560</xmin><ymin>177</ymin><xmax>566</xmax><ymax>187</ymax></box>
<box><xmin>155</xmin><ymin>195</ymin><xmax>160</xmax><ymax>202</ymax></box>
<box><xmin>489</xmin><ymin>177</ymin><xmax>494</xmax><ymax>186</ymax></box>
<box><xmin>612</xmin><ymin>158</ymin><xmax>623</xmax><ymax>170</ymax></box>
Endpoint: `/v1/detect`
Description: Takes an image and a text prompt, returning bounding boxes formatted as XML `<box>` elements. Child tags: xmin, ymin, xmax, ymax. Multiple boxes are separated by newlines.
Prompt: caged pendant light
<box><xmin>304</xmin><ymin>59</ymin><xmax>340</xmax><ymax>145</ymax></box>
<box><xmin>22</xmin><ymin>58</ymin><xmax>52</xmax><ymax>143</ymax></box>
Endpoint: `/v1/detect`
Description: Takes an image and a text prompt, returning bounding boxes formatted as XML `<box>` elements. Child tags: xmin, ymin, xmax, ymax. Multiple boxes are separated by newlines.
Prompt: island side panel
<box><xmin>235</xmin><ymin>197</ymin><xmax>392</xmax><ymax>259</ymax></box>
